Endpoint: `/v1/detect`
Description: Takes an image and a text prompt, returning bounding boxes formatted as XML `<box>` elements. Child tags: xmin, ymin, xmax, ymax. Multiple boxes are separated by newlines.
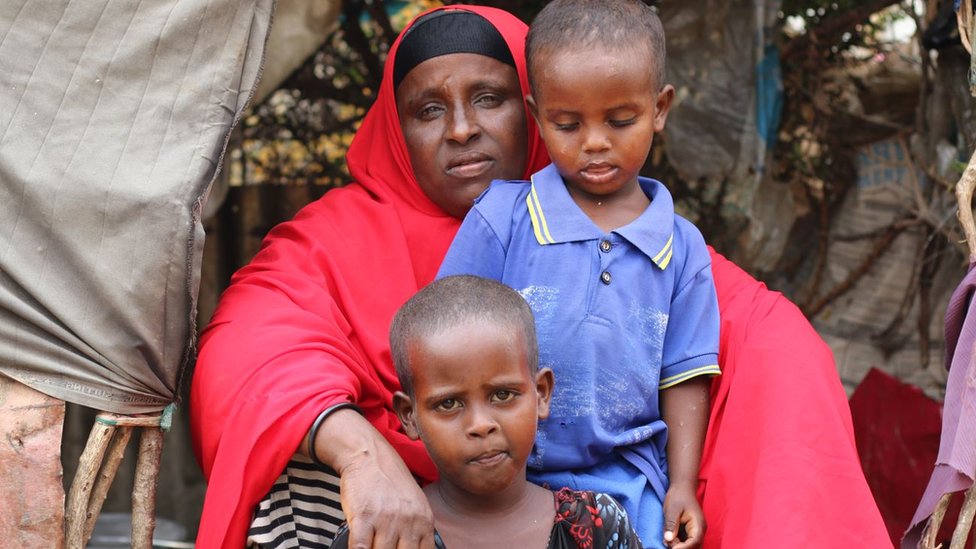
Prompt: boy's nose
<box><xmin>581</xmin><ymin>127</ymin><xmax>610</xmax><ymax>153</ymax></box>
<box><xmin>466</xmin><ymin>406</ymin><xmax>499</xmax><ymax>437</ymax></box>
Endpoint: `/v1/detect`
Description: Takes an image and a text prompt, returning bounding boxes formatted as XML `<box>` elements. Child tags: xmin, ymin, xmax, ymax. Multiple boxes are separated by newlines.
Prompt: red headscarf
<box><xmin>190</xmin><ymin>6</ymin><xmax>548</xmax><ymax>548</ymax></box>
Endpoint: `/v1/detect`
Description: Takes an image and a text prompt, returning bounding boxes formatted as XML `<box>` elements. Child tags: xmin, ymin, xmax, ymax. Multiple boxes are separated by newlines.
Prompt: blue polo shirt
<box><xmin>437</xmin><ymin>163</ymin><xmax>719</xmax><ymax>541</ymax></box>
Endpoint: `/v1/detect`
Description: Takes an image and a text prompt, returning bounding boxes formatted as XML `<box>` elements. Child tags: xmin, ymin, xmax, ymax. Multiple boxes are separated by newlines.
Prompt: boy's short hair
<box><xmin>390</xmin><ymin>275</ymin><xmax>539</xmax><ymax>396</ymax></box>
<box><xmin>526</xmin><ymin>0</ymin><xmax>666</xmax><ymax>92</ymax></box>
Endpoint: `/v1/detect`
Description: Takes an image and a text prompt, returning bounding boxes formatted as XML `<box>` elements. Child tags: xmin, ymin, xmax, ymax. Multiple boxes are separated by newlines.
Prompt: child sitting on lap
<box><xmin>332</xmin><ymin>275</ymin><xmax>644</xmax><ymax>548</ymax></box>
<box><xmin>438</xmin><ymin>1</ymin><xmax>720</xmax><ymax>547</ymax></box>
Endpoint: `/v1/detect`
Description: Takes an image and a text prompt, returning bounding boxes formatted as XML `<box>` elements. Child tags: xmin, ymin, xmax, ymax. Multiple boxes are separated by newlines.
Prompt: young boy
<box><xmin>437</xmin><ymin>1</ymin><xmax>719</xmax><ymax>548</ymax></box>
<box><xmin>331</xmin><ymin>275</ymin><xmax>645</xmax><ymax>548</ymax></box>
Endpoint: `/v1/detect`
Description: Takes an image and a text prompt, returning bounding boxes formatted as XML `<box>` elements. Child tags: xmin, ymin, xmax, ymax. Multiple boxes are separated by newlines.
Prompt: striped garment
<box><xmin>247</xmin><ymin>456</ymin><xmax>344</xmax><ymax>548</ymax></box>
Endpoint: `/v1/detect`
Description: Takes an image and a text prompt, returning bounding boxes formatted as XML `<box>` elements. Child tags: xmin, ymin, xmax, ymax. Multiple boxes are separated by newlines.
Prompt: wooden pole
<box><xmin>131</xmin><ymin>426</ymin><xmax>164</xmax><ymax>549</ymax></box>
<box><xmin>82</xmin><ymin>427</ymin><xmax>133</xmax><ymax>542</ymax></box>
<box><xmin>65</xmin><ymin>422</ymin><xmax>115</xmax><ymax>549</ymax></box>
<box><xmin>957</xmin><ymin>146</ymin><xmax>976</xmax><ymax>260</ymax></box>
<box><xmin>923</xmin><ymin>493</ymin><xmax>953</xmax><ymax>548</ymax></box>
<box><xmin>64</xmin><ymin>411</ymin><xmax>165</xmax><ymax>548</ymax></box>
<box><xmin>0</xmin><ymin>375</ymin><xmax>66</xmax><ymax>548</ymax></box>
<box><xmin>951</xmin><ymin>486</ymin><xmax>976</xmax><ymax>548</ymax></box>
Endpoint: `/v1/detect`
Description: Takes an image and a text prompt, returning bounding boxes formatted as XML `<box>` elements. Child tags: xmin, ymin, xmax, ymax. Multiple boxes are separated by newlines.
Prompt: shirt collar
<box><xmin>526</xmin><ymin>163</ymin><xmax>676</xmax><ymax>270</ymax></box>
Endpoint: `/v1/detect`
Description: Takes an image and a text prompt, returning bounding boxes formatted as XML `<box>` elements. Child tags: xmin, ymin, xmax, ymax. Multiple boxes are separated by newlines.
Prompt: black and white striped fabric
<box><xmin>247</xmin><ymin>455</ymin><xmax>345</xmax><ymax>548</ymax></box>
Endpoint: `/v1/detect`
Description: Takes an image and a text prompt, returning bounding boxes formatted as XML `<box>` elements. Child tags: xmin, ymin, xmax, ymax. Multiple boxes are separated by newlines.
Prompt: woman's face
<box><xmin>397</xmin><ymin>53</ymin><xmax>528</xmax><ymax>219</ymax></box>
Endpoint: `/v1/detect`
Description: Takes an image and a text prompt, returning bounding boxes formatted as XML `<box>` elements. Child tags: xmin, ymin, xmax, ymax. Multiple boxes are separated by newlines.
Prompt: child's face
<box><xmin>393</xmin><ymin>322</ymin><xmax>553</xmax><ymax>499</ymax></box>
<box><xmin>527</xmin><ymin>45</ymin><xmax>673</xmax><ymax>209</ymax></box>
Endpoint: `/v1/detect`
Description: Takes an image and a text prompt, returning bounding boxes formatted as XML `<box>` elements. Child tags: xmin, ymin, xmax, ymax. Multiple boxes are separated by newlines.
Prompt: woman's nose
<box><xmin>446</xmin><ymin>105</ymin><xmax>480</xmax><ymax>144</ymax></box>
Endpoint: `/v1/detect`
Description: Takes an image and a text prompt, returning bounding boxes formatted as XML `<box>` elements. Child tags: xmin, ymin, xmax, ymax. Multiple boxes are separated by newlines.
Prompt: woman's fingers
<box><xmin>345</xmin><ymin>520</ymin><xmax>375</xmax><ymax>549</ymax></box>
<box><xmin>327</xmin><ymin>413</ymin><xmax>434</xmax><ymax>548</ymax></box>
<box><xmin>394</xmin><ymin>528</ymin><xmax>437</xmax><ymax>549</ymax></box>
<box><xmin>345</xmin><ymin>504</ymin><xmax>434</xmax><ymax>549</ymax></box>
<box><xmin>339</xmin><ymin>459</ymin><xmax>434</xmax><ymax>549</ymax></box>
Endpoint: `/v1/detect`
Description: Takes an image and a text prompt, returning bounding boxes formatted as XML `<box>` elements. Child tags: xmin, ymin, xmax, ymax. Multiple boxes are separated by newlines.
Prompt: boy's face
<box><xmin>527</xmin><ymin>46</ymin><xmax>674</xmax><ymax>209</ymax></box>
<box><xmin>393</xmin><ymin>322</ymin><xmax>553</xmax><ymax>499</ymax></box>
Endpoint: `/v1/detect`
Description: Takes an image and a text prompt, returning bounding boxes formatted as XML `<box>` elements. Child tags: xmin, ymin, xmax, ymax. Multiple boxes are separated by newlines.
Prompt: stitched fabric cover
<box><xmin>0</xmin><ymin>0</ymin><xmax>273</xmax><ymax>412</ymax></box>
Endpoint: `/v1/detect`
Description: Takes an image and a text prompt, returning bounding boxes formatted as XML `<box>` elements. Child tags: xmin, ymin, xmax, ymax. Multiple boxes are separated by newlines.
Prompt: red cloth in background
<box><xmin>850</xmin><ymin>368</ymin><xmax>962</xmax><ymax>548</ymax></box>
<box><xmin>700</xmin><ymin>251</ymin><xmax>893</xmax><ymax>548</ymax></box>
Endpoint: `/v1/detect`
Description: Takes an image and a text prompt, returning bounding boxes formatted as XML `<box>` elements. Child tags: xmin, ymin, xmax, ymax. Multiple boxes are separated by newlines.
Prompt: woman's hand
<box><xmin>663</xmin><ymin>483</ymin><xmax>705</xmax><ymax>549</ymax></box>
<box><xmin>312</xmin><ymin>408</ymin><xmax>436</xmax><ymax>549</ymax></box>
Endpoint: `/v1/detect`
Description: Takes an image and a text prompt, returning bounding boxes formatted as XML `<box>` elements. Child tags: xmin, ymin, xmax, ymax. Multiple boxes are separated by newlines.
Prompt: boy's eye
<box><xmin>436</xmin><ymin>399</ymin><xmax>461</xmax><ymax>411</ymax></box>
<box><xmin>609</xmin><ymin>117</ymin><xmax>637</xmax><ymax>128</ymax></box>
<box><xmin>491</xmin><ymin>390</ymin><xmax>516</xmax><ymax>403</ymax></box>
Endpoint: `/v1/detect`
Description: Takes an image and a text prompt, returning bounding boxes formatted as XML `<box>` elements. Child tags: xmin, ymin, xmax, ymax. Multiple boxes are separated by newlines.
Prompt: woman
<box><xmin>191</xmin><ymin>5</ymin><xmax>890</xmax><ymax>549</ymax></box>
<box><xmin>191</xmin><ymin>6</ymin><xmax>547</xmax><ymax>548</ymax></box>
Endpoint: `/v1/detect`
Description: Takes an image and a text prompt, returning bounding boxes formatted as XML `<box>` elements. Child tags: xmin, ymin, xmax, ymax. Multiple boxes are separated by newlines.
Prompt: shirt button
<box><xmin>600</xmin><ymin>271</ymin><xmax>612</xmax><ymax>285</ymax></box>
<box><xmin>600</xmin><ymin>239</ymin><xmax>612</xmax><ymax>253</ymax></box>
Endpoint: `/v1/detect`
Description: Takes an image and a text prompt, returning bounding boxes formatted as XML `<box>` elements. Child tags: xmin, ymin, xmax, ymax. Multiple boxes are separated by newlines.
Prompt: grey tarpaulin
<box><xmin>0</xmin><ymin>0</ymin><xmax>274</xmax><ymax>413</ymax></box>
<box><xmin>662</xmin><ymin>0</ymin><xmax>782</xmax><ymax>185</ymax></box>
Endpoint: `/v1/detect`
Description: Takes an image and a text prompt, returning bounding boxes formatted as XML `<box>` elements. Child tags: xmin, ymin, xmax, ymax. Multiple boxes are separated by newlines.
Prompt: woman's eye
<box><xmin>475</xmin><ymin>93</ymin><xmax>503</xmax><ymax>107</ymax></box>
<box><xmin>418</xmin><ymin>104</ymin><xmax>444</xmax><ymax>119</ymax></box>
<box><xmin>609</xmin><ymin>117</ymin><xmax>637</xmax><ymax>128</ymax></box>
<box><xmin>491</xmin><ymin>390</ymin><xmax>516</xmax><ymax>403</ymax></box>
<box><xmin>436</xmin><ymin>399</ymin><xmax>461</xmax><ymax>411</ymax></box>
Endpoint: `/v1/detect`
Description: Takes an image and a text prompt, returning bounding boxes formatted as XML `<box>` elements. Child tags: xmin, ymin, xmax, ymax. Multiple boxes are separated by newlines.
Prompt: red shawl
<box><xmin>700</xmin><ymin>249</ymin><xmax>891</xmax><ymax>547</ymax></box>
<box><xmin>189</xmin><ymin>6</ymin><xmax>548</xmax><ymax>548</ymax></box>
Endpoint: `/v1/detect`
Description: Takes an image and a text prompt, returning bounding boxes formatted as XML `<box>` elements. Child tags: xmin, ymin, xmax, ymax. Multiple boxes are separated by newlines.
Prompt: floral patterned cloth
<box><xmin>549</xmin><ymin>488</ymin><xmax>644</xmax><ymax>549</ymax></box>
<box><xmin>330</xmin><ymin>488</ymin><xmax>643</xmax><ymax>549</ymax></box>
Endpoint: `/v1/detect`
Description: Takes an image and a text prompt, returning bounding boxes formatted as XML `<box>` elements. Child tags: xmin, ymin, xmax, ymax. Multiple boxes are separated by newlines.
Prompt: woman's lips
<box><xmin>446</xmin><ymin>153</ymin><xmax>494</xmax><ymax>179</ymax></box>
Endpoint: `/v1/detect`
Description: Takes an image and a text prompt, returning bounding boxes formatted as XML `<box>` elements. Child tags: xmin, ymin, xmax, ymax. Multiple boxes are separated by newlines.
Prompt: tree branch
<box><xmin>782</xmin><ymin>0</ymin><xmax>904</xmax><ymax>60</ymax></box>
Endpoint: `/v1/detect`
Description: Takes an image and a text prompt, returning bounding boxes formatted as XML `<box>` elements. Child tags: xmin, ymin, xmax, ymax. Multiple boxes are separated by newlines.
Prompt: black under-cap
<box><xmin>393</xmin><ymin>10</ymin><xmax>516</xmax><ymax>94</ymax></box>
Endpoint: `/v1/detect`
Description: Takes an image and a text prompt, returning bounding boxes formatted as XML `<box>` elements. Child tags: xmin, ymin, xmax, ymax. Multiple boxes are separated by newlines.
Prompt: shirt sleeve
<box><xmin>659</xmin><ymin>236</ymin><xmax>721</xmax><ymax>389</ymax></box>
<box><xmin>436</xmin><ymin>204</ymin><xmax>508</xmax><ymax>281</ymax></box>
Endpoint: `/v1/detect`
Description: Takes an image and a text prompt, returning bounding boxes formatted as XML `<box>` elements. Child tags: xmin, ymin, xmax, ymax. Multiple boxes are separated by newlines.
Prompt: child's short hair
<box><xmin>390</xmin><ymin>275</ymin><xmax>539</xmax><ymax>396</ymax></box>
<box><xmin>526</xmin><ymin>0</ymin><xmax>666</xmax><ymax>92</ymax></box>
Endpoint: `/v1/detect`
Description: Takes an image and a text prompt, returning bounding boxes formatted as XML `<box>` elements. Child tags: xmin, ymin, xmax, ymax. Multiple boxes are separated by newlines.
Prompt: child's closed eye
<box><xmin>608</xmin><ymin>117</ymin><xmax>636</xmax><ymax>128</ymax></box>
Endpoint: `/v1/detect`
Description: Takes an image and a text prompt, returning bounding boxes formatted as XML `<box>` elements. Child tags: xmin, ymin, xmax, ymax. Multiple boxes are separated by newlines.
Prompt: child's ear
<box><xmin>526</xmin><ymin>94</ymin><xmax>541</xmax><ymax>124</ymax></box>
<box><xmin>652</xmin><ymin>84</ymin><xmax>675</xmax><ymax>133</ymax></box>
<box><xmin>535</xmin><ymin>367</ymin><xmax>555</xmax><ymax>420</ymax></box>
<box><xmin>393</xmin><ymin>391</ymin><xmax>421</xmax><ymax>440</ymax></box>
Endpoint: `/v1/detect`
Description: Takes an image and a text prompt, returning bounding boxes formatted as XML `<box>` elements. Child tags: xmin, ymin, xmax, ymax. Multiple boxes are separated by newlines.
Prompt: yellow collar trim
<box><xmin>652</xmin><ymin>234</ymin><xmax>673</xmax><ymax>269</ymax></box>
<box><xmin>527</xmin><ymin>181</ymin><xmax>556</xmax><ymax>245</ymax></box>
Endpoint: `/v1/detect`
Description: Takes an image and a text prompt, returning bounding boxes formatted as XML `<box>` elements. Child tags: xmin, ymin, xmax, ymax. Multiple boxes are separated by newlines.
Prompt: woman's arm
<box><xmin>660</xmin><ymin>376</ymin><xmax>710</xmax><ymax>549</ymax></box>
<box><xmin>305</xmin><ymin>409</ymin><xmax>436</xmax><ymax>549</ymax></box>
<box><xmin>190</xmin><ymin>194</ymin><xmax>437</xmax><ymax>548</ymax></box>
